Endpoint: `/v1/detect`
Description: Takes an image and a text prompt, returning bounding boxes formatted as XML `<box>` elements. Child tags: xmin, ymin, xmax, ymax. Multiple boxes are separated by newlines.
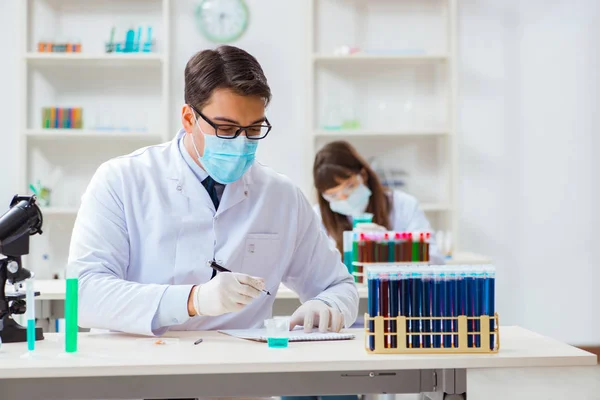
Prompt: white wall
<box><xmin>458</xmin><ymin>0</ymin><xmax>599</xmax><ymax>344</ymax></box>
<box><xmin>0</xmin><ymin>0</ymin><xmax>598</xmax><ymax>344</ymax></box>
<box><xmin>0</xmin><ymin>0</ymin><xmax>20</xmax><ymax>207</ymax></box>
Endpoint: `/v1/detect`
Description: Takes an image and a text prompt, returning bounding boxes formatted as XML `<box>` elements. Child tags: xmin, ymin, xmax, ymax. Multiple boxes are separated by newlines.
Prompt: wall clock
<box><xmin>196</xmin><ymin>0</ymin><xmax>249</xmax><ymax>43</ymax></box>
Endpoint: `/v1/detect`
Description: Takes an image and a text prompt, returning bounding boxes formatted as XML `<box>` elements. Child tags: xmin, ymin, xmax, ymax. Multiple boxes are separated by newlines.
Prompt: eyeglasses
<box><xmin>322</xmin><ymin>175</ymin><xmax>363</xmax><ymax>202</ymax></box>
<box><xmin>190</xmin><ymin>104</ymin><xmax>272</xmax><ymax>140</ymax></box>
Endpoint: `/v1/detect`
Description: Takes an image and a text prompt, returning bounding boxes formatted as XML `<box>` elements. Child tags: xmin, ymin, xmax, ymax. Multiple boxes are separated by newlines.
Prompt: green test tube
<box><xmin>342</xmin><ymin>231</ymin><xmax>353</xmax><ymax>275</ymax></box>
<box><xmin>352</xmin><ymin>233</ymin><xmax>359</xmax><ymax>264</ymax></box>
<box><xmin>65</xmin><ymin>266</ymin><xmax>79</xmax><ymax>353</ymax></box>
<box><xmin>411</xmin><ymin>232</ymin><xmax>420</xmax><ymax>262</ymax></box>
<box><xmin>387</xmin><ymin>233</ymin><xmax>395</xmax><ymax>262</ymax></box>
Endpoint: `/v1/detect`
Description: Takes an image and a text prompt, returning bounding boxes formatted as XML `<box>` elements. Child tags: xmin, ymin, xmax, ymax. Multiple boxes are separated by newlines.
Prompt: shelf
<box><xmin>25</xmin><ymin>53</ymin><xmax>164</xmax><ymax>67</ymax></box>
<box><xmin>313</xmin><ymin>53</ymin><xmax>448</xmax><ymax>65</ymax></box>
<box><xmin>315</xmin><ymin>129</ymin><xmax>448</xmax><ymax>138</ymax></box>
<box><xmin>40</xmin><ymin>207</ymin><xmax>78</xmax><ymax>217</ymax></box>
<box><xmin>25</xmin><ymin>129</ymin><xmax>163</xmax><ymax>141</ymax></box>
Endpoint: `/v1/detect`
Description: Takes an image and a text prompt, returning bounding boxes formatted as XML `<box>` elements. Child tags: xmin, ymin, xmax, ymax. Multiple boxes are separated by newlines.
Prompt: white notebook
<box><xmin>219</xmin><ymin>328</ymin><xmax>355</xmax><ymax>342</ymax></box>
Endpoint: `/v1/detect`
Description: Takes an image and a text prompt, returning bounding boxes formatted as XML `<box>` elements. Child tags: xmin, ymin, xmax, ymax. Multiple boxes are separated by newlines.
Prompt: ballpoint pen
<box><xmin>207</xmin><ymin>260</ymin><xmax>271</xmax><ymax>296</ymax></box>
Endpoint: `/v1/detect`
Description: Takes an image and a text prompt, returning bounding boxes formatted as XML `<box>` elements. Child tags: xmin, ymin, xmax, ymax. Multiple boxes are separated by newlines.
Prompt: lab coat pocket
<box><xmin>240</xmin><ymin>233</ymin><xmax>282</xmax><ymax>292</ymax></box>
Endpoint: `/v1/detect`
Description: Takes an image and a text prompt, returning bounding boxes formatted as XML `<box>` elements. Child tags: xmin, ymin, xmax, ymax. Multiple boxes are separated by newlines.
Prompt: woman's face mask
<box><xmin>323</xmin><ymin>175</ymin><xmax>372</xmax><ymax>216</ymax></box>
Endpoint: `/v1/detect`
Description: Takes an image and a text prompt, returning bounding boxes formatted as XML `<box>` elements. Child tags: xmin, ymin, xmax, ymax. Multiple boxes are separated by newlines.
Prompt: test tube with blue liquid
<box><xmin>343</xmin><ymin>231</ymin><xmax>353</xmax><ymax>275</ymax></box>
<box><xmin>465</xmin><ymin>266</ymin><xmax>477</xmax><ymax>347</ymax></box>
<box><xmin>410</xmin><ymin>270</ymin><xmax>422</xmax><ymax>348</ymax></box>
<box><xmin>26</xmin><ymin>276</ymin><xmax>36</xmax><ymax>351</ymax></box>
<box><xmin>485</xmin><ymin>265</ymin><xmax>496</xmax><ymax>350</ymax></box>
<box><xmin>367</xmin><ymin>270</ymin><xmax>379</xmax><ymax>351</ymax></box>
<box><xmin>442</xmin><ymin>269</ymin><xmax>453</xmax><ymax>348</ymax></box>
<box><xmin>450</xmin><ymin>268</ymin><xmax>459</xmax><ymax>348</ymax></box>
<box><xmin>420</xmin><ymin>267</ymin><xmax>432</xmax><ymax>348</ymax></box>
<box><xmin>65</xmin><ymin>264</ymin><xmax>79</xmax><ymax>353</ymax></box>
<box><xmin>475</xmin><ymin>266</ymin><xmax>486</xmax><ymax>348</ymax></box>
<box><xmin>431</xmin><ymin>267</ymin><xmax>442</xmax><ymax>348</ymax></box>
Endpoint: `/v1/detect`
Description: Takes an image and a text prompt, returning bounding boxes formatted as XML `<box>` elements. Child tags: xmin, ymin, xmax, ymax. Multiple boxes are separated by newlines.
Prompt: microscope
<box><xmin>0</xmin><ymin>195</ymin><xmax>44</xmax><ymax>343</ymax></box>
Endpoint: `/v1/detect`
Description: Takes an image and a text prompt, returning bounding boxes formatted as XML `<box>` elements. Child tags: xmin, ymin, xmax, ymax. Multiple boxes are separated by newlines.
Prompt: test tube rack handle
<box><xmin>364</xmin><ymin>313</ymin><xmax>500</xmax><ymax>354</ymax></box>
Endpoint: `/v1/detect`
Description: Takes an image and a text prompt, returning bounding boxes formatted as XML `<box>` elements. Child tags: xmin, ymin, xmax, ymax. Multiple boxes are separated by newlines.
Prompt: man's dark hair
<box><xmin>184</xmin><ymin>45</ymin><xmax>272</xmax><ymax>110</ymax></box>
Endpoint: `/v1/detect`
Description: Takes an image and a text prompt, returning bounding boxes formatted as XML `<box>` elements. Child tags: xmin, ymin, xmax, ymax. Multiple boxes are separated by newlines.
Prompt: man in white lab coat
<box><xmin>68</xmin><ymin>46</ymin><xmax>359</xmax><ymax>337</ymax></box>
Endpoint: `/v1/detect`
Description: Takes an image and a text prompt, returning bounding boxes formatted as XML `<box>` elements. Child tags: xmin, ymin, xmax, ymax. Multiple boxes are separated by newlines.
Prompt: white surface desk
<box><xmin>0</xmin><ymin>326</ymin><xmax>595</xmax><ymax>400</ymax></box>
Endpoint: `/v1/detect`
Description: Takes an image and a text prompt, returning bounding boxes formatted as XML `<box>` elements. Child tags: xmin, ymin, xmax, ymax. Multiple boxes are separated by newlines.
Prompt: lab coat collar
<box><xmin>168</xmin><ymin>129</ymin><xmax>254</xmax><ymax>214</ymax></box>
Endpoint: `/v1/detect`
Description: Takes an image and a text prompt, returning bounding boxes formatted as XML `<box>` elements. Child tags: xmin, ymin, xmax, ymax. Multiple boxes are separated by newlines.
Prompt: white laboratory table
<box><xmin>0</xmin><ymin>327</ymin><xmax>595</xmax><ymax>400</ymax></box>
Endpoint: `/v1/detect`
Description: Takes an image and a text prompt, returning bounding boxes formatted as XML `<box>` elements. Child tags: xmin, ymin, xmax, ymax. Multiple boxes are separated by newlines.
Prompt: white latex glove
<box><xmin>289</xmin><ymin>300</ymin><xmax>344</xmax><ymax>333</ymax></box>
<box><xmin>193</xmin><ymin>272</ymin><xmax>265</xmax><ymax>316</ymax></box>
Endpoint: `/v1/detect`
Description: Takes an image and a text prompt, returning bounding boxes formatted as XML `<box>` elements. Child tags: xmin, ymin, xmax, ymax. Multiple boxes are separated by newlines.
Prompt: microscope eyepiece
<box><xmin>0</xmin><ymin>195</ymin><xmax>43</xmax><ymax>253</ymax></box>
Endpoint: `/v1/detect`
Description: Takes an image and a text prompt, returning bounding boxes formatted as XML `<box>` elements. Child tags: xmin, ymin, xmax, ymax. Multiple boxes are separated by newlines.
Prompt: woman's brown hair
<box><xmin>313</xmin><ymin>141</ymin><xmax>391</xmax><ymax>253</ymax></box>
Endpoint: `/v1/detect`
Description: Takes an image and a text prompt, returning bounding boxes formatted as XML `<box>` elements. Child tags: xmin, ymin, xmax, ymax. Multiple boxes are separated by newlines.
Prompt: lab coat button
<box><xmin>176</xmin><ymin>185</ymin><xmax>182</xmax><ymax>192</ymax></box>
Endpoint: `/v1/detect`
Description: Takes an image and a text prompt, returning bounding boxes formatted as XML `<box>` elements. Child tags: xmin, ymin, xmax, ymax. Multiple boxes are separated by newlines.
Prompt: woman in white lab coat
<box><xmin>282</xmin><ymin>142</ymin><xmax>443</xmax><ymax>400</ymax></box>
<box><xmin>312</xmin><ymin>141</ymin><xmax>444</xmax><ymax>264</ymax></box>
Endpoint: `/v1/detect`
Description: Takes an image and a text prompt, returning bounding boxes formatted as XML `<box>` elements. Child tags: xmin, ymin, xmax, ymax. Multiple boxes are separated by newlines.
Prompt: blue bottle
<box><xmin>410</xmin><ymin>270</ymin><xmax>422</xmax><ymax>348</ymax></box>
<box><xmin>420</xmin><ymin>267</ymin><xmax>432</xmax><ymax>348</ymax></box>
<box><xmin>457</xmin><ymin>268</ymin><xmax>467</xmax><ymax>348</ymax></box>
<box><xmin>432</xmin><ymin>268</ymin><xmax>442</xmax><ymax>348</ymax></box>
<box><xmin>367</xmin><ymin>271</ymin><xmax>379</xmax><ymax>351</ymax></box>
<box><xmin>400</xmin><ymin>267</ymin><xmax>411</xmax><ymax>348</ymax></box>
<box><xmin>465</xmin><ymin>266</ymin><xmax>477</xmax><ymax>348</ymax></box>
<box><xmin>125</xmin><ymin>27</ymin><xmax>135</xmax><ymax>52</ymax></box>
<box><xmin>485</xmin><ymin>265</ymin><xmax>496</xmax><ymax>350</ymax></box>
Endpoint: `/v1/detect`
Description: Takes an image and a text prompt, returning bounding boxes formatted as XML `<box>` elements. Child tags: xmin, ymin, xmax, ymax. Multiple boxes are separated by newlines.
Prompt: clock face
<box><xmin>196</xmin><ymin>0</ymin><xmax>249</xmax><ymax>43</ymax></box>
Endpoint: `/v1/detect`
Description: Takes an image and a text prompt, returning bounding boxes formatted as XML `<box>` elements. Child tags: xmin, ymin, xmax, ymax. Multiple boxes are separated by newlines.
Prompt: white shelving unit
<box><xmin>25</xmin><ymin>129</ymin><xmax>164</xmax><ymax>140</ymax></box>
<box><xmin>25</xmin><ymin>52</ymin><xmax>165</xmax><ymax>66</ymax></box>
<box><xmin>308</xmin><ymin>0</ymin><xmax>460</xmax><ymax>247</ymax></box>
<box><xmin>19</xmin><ymin>0</ymin><xmax>171</xmax><ymax>278</ymax></box>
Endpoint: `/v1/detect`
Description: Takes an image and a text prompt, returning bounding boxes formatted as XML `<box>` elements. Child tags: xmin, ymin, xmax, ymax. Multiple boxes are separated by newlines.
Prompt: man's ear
<box><xmin>181</xmin><ymin>105</ymin><xmax>195</xmax><ymax>134</ymax></box>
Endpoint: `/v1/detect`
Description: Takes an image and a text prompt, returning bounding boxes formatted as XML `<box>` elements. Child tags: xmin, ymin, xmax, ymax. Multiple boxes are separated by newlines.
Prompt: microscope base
<box><xmin>0</xmin><ymin>316</ymin><xmax>44</xmax><ymax>343</ymax></box>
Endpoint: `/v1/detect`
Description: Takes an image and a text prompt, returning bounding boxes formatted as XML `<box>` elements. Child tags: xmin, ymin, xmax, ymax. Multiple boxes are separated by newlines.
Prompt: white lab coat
<box><xmin>69</xmin><ymin>130</ymin><xmax>358</xmax><ymax>336</ymax></box>
<box><xmin>313</xmin><ymin>190</ymin><xmax>445</xmax><ymax>264</ymax></box>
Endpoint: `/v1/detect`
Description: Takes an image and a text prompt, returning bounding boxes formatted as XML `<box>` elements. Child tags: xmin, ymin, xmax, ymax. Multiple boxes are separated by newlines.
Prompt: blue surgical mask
<box><xmin>328</xmin><ymin>183</ymin><xmax>372</xmax><ymax>216</ymax></box>
<box><xmin>190</xmin><ymin>115</ymin><xmax>258</xmax><ymax>184</ymax></box>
